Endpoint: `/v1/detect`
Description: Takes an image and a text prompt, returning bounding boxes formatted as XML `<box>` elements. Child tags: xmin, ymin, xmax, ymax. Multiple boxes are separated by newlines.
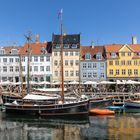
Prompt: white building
<box><xmin>0</xmin><ymin>42</ymin><xmax>52</xmax><ymax>84</ymax></box>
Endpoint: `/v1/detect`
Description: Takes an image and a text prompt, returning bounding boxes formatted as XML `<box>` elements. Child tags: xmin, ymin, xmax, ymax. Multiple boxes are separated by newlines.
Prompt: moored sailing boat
<box><xmin>4</xmin><ymin>10</ymin><xmax>89</xmax><ymax>118</ymax></box>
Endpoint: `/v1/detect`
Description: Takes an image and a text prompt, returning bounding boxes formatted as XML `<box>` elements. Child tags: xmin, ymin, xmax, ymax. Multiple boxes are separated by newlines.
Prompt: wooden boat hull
<box><xmin>89</xmin><ymin>98</ymin><xmax>113</xmax><ymax>109</ymax></box>
<box><xmin>89</xmin><ymin>109</ymin><xmax>115</xmax><ymax>115</ymax></box>
<box><xmin>124</xmin><ymin>101</ymin><xmax>140</xmax><ymax>108</ymax></box>
<box><xmin>4</xmin><ymin>100</ymin><xmax>89</xmax><ymax>117</ymax></box>
<box><xmin>2</xmin><ymin>95</ymin><xmax>22</xmax><ymax>103</ymax></box>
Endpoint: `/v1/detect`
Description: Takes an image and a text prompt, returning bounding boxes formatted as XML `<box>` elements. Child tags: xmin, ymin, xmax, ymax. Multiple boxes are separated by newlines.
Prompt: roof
<box><xmin>80</xmin><ymin>46</ymin><xmax>105</xmax><ymax>60</ymax></box>
<box><xmin>105</xmin><ymin>44</ymin><xmax>140</xmax><ymax>52</ymax></box>
<box><xmin>0</xmin><ymin>46</ymin><xmax>23</xmax><ymax>55</ymax></box>
<box><xmin>105</xmin><ymin>44</ymin><xmax>140</xmax><ymax>59</ymax></box>
<box><xmin>23</xmin><ymin>42</ymin><xmax>47</xmax><ymax>55</ymax></box>
<box><xmin>52</xmin><ymin>34</ymin><xmax>80</xmax><ymax>44</ymax></box>
<box><xmin>0</xmin><ymin>41</ymin><xmax>51</xmax><ymax>55</ymax></box>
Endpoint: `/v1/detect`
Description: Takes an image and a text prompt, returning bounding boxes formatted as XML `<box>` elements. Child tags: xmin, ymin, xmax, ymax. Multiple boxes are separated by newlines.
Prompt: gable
<box><xmin>119</xmin><ymin>44</ymin><xmax>134</xmax><ymax>52</ymax></box>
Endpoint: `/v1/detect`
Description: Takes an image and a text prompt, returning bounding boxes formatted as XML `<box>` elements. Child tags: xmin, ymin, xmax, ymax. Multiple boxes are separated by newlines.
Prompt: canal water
<box><xmin>0</xmin><ymin>109</ymin><xmax>140</xmax><ymax>140</ymax></box>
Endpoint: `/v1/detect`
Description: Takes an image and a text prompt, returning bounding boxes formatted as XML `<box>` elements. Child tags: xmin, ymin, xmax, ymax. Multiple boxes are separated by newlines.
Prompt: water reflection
<box><xmin>1</xmin><ymin>112</ymin><xmax>140</xmax><ymax>140</ymax></box>
<box><xmin>0</xmin><ymin>113</ymin><xmax>89</xmax><ymax>140</ymax></box>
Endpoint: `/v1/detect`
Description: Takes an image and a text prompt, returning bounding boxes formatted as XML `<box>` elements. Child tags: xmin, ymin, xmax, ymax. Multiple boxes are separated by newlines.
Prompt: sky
<box><xmin>0</xmin><ymin>0</ymin><xmax>140</xmax><ymax>46</ymax></box>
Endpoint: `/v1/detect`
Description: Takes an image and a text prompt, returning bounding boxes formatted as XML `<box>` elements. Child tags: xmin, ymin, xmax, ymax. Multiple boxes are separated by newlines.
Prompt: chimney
<box><xmin>132</xmin><ymin>36</ymin><xmax>137</xmax><ymax>44</ymax></box>
<box><xmin>91</xmin><ymin>41</ymin><xmax>94</xmax><ymax>48</ymax></box>
<box><xmin>35</xmin><ymin>34</ymin><xmax>40</xmax><ymax>43</ymax></box>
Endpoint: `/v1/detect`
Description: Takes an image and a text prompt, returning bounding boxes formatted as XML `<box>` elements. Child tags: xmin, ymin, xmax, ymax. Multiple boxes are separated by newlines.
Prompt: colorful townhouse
<box><xmin>52</xmin><ymin>34</ymin><xmax>80</xmax><ymax>83</ymax></box>
<box><xmin>105</xmin><ymin>39</ymin><xmax>140</xmax><ymax>81</ymax></box>
<box><xmin>80</xmin><ymin>45</ymin><xmax>106</xmax><ymax>82</ymax></box>
<box><xmin>0</xmin><ymin>39</ymin><xmax>52</xmax><ymax>83</ymax></box>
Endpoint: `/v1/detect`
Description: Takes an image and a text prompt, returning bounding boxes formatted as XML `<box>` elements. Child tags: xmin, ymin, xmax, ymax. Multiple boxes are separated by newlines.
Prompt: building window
<box><xmin>34</xmin><ymin>66</ymin><xmax>38</xmax><ymax>72</ymax></box>
<box><xmin>83</xmin><ymin>72</ymin><xmax>86</xmax><ymax>78</ymax></box>
<box><xmin>40</xmin><ymin>56</ymin><xmax>44</xmax><ymax>62</ymax></box>
<box><xmin>85</xmin><ymin>53</ymin><xmax>91</xmax><ymax>60</ymax></box>
<box><xmin>122</xmin><ymin>69</ymin><xmax>126</xmax><ymax>75</ymax></box>
<box><xmin>65</xmin><ymin>60</ymin><xmax>68</xmax><ymax>66</ymax></box>
<box><xmin>65</xmin><ymin>71</ymin><xmax>68</xmax><ymax>77</ymax></box>
<box><xmin>11</xmin><ymin>49</ymin><xmax>18</xmax><ymax>54</ymax></box>
<box><xmin>65</xmin><ymin>51</ymin><xmax>68</xmax><ymax>56</ymax></box>
<box><xmin>76</xmin><ymin>71</ymin><xmax>79</xmax><ymax>77</ymax></box>
<box><xmin>128</xmin><ymin>69</ymin><xmax>132</xmax><ymax>76</ymax></box>
<box><xmin>22</xmin><ymin>56</ymin><xmax>25</xmax><ymax>62</ymax></box>
<box><xmin>71</xmin><ymin>44</ymin><xmax>77</xmax><ymax>48</ymax></box>
<box><xmin>0</xmin><ymin>49</ymin><xmax>5</xmax><ymax>54</ymax></box>
<box><xmin>134</xmin><ymin>69</ymin><xmax>138</xmax><ymax>75</ymax></box>
<box><xmin>34</xmin><ymin>56</ymin><xmax>38</xmax><ymax>62</ymax></box>
<box><xmin>55</xmin><ymin>44</ymin><xmax>60</xmax><ymax>48</ymax></box>
<box><xmin>64</xmin><ymin>44</ymin><xmax>69</xmax><ymax>48</ymax></box>
<box><xmin>93</xmin><ymin>72</ymin><xmax>97</xmax><ymax>78</ymax></box>
<box><xmin>93</xmin><ymin>63</ymin><xmax>96</xmax><ymax>68</ymax></box>
<box><xmin>70</xmin><ymin>71</ymin><xmax>74</xmax><ymax>76</ymax></box>
<box><xmin>75</xmin><ymin>60</ymin><xmax>79</xmax><ymax>66</ymax></box>
<box><xmin>30</xmin><ymin>56</ymin><xmax>32</xmax><ymax>62</ymax></box>
<box><xmin>100</xmin><ymin>73</ymin><xmax>104</xmax><ymax>78</ymax></box>
<box><xmin>100</xmin><ymin>63</ymin><xmax>104</xmax><ymax>69</ymax></box>
<box><xmin>40</xmin><ymin>66</ymin><xmax>44</xmax><ymax>72</ymax></box>
<box><xmin>127</xmin><ymin>60</ymin><xmax>131</xmax><ymax>65</ymax></box>
<box><xmin>10</xmin><ymin>66</ymin><xmax>13</xmax><ymax>72</ymax></box>
<box><xmin>70</xmin><ymin>52</ymin><xmax>73</xmax><ymax>56</ymax></box>
<box><xmin>22</xmin><ymin>66</ymin><xmax>25</xmax><ymax>72</ymax></box>
<box><xmin>3</xmin><ymin>66</ymin><xmax>7</xmax><ymax>72</ymax></box>
<box><xmin>55</xmin><ymin>71</ymin><xmax>58</xmax><ymax>77</ymax></box>
<box><xmin>46</xmin><ymin>56</ymin><xmax>50</xmax><ymax>61</ymax></box>
<box><xmin>54</xmin><ymin>60</ymin><xmax>58</xmax><ymax>66</ymax></box>
<box><xmin>15</xmin><ymin>66</ymin><xmax>19</xmax><ymax>72</ymax></box>
<box><xmin>109</xmin><ymin>69</ymin><xmax>113</xmax><ymax>75</ymax></box>
<box><xmin>88</xmin><ymin>63</ymin><xmax>91</xmax><ymax>68</ymax></box>
<box><xmin>83</xmin><ymin>63</ymin><xmax>86</xmax><ymax>68</ymax></box>
<box><xmin>116</xmin><ymin>69</ymin><xmax>119</xmax><ymax>75</ymax></box>
<box><xmin>121</xmin><ymin>52</ymin><xmax>125</xmax><ymax>56</ymax></box>
<box><xmin>9</xmin><ymin>58</ymin><xmax>13</xmax><ymax>63</ymax></box>
<box><xmin>134</xmin><ymin>60</ymin><xmax>138</xmax><ymax>65</ymax></box>
<box><xmin>15</xmin><ymin>58</ymin><xmax>19</xmax><ymax>62</ymax></box>
<box><xmin>54</xmin><ymin>52</ymin><xmax>57</xmax><ymax>56</ymax></box>
<box><xmin>128</xmin><ymin>52</ymin><xmax>131</xmax><ymax>56</ymax></box>
<box><xmin>3</xmin><ymin>58</ymin><xmax>7</xmax><ymax>62</ymax></box>
<box><xmin>96</xmin><ymin>53</ymin><xmax>102</xmax><ymax>60</ymax></box>
<box><xmin>88</xmin><ymin>72</ymin><xmax>92</xmax><ymax>78</ymax></box>
<box><xmin>46</xmin><ymin>66</ymin><xmax>50</xmax><ymax>71</ymax></box>
<box><xmin>70</xmin><ymin>60</ymin><xmax>73</xmax><ymax>66</ymax></box>
<box><xmin>111</xmin><ymin>52</ymin><xmax>116</xmax><ymax>57</ymax></box>
<box><xmin>121</xmin><ymin>60</ymin><xmax>125</xmax><ymax>65</ymax></box>
<box><xmin>115</xmin><ymin>61</ymin><xmax>119</xmax><ymax>65</ymax></box>
<box><xmin>30</xmin><ymin>66</ymin><xmax>32</xmax><ymax>72</ymax></box>
<box><xmin>75</xmin><ymin>52</ymin><xmax>79</xmax><ymax>56</ymax></box>
<box><xmin>109</xmin><ymin>61</ymin><xmax>113</xmax><ymax>65</ymax></box>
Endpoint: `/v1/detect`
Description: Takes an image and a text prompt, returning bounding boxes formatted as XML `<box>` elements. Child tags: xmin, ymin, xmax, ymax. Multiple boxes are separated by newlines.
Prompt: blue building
<box><xmin>80</xmin><ymin>45</ymin><xmax>106</xmax><ymax>82</ymax></box>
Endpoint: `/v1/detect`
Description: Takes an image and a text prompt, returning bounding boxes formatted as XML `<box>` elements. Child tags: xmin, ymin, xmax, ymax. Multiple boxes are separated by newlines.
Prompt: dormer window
<box><xmin>64</xmin><ymin>44</ymin><xmax>69</xmax><ymax>48</ymax></box>
<box><xmin>111</xmin><ymin>52</ymin><xmax>116</xmax><ymax>57</ymax></box>
<box><xmin>55</xmin><ymin>44</ymin><xmax>60</xmax><ymax>48</ymax></box>
<box><xmin>96</xmin><ymin>53</ymin><xmax>102</xmax><ymax>60</ymax></box>
<box><xmin>0</xmin><ymin>49</ymin><xmax>5</xmax><ymax>54</ymax></box>
<box><xmin>85</xmin><ymin>53</ymin><xmax>91</xmax><ymax>60</ymax></box>
<box><xmin>137</xmin><ymin>52</ymin><xmax>140</xmax><ymax>56</ymax></box>
<box><xmin>11</xmin><ymin>49</ymin><xmax>18</xmax><ymax>55</ymax></box>
<box><xmin>71</xmin><ymin>44</ymin><xmax>77</xmax><ymax>48</ymax></box>
<box><xmin>41</xmin><ymin>48</ymin><xmax>46</xmax><ymax>54</ymax></box>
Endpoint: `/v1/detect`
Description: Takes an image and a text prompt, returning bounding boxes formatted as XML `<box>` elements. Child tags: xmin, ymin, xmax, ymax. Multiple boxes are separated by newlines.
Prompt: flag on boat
<box><xmin>58</xmin><ymin>8</ymin><xmax>63</xmax><ymax>19</ymax></box>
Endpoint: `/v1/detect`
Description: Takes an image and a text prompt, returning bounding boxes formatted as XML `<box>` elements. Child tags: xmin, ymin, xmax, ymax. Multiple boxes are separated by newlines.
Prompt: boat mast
<box><xmin>19</xmin><ymin>50</ymin><xmax>24</xmax><ymax>97</ymax></box>
<box><xmin>60</xmin><ymin>9</ymin><xmax>64</xmax><ymax>103</ymax></box>
<box><xmin>25</xmin><ymin>33</ymin><xmax>32</xmax><ymax>93</ymax></box>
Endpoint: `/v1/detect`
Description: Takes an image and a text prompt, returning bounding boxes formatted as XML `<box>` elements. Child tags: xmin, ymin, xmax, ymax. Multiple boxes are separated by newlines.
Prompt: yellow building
<box><xmin>105</xmin><ymin>44</ymin><xmax>140</xmax><ymax>81</ymax></box>
<box><xmin>52</xmin><ymin>34</ymin><xmax>80</xmax><ymax>83</ymax></box>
